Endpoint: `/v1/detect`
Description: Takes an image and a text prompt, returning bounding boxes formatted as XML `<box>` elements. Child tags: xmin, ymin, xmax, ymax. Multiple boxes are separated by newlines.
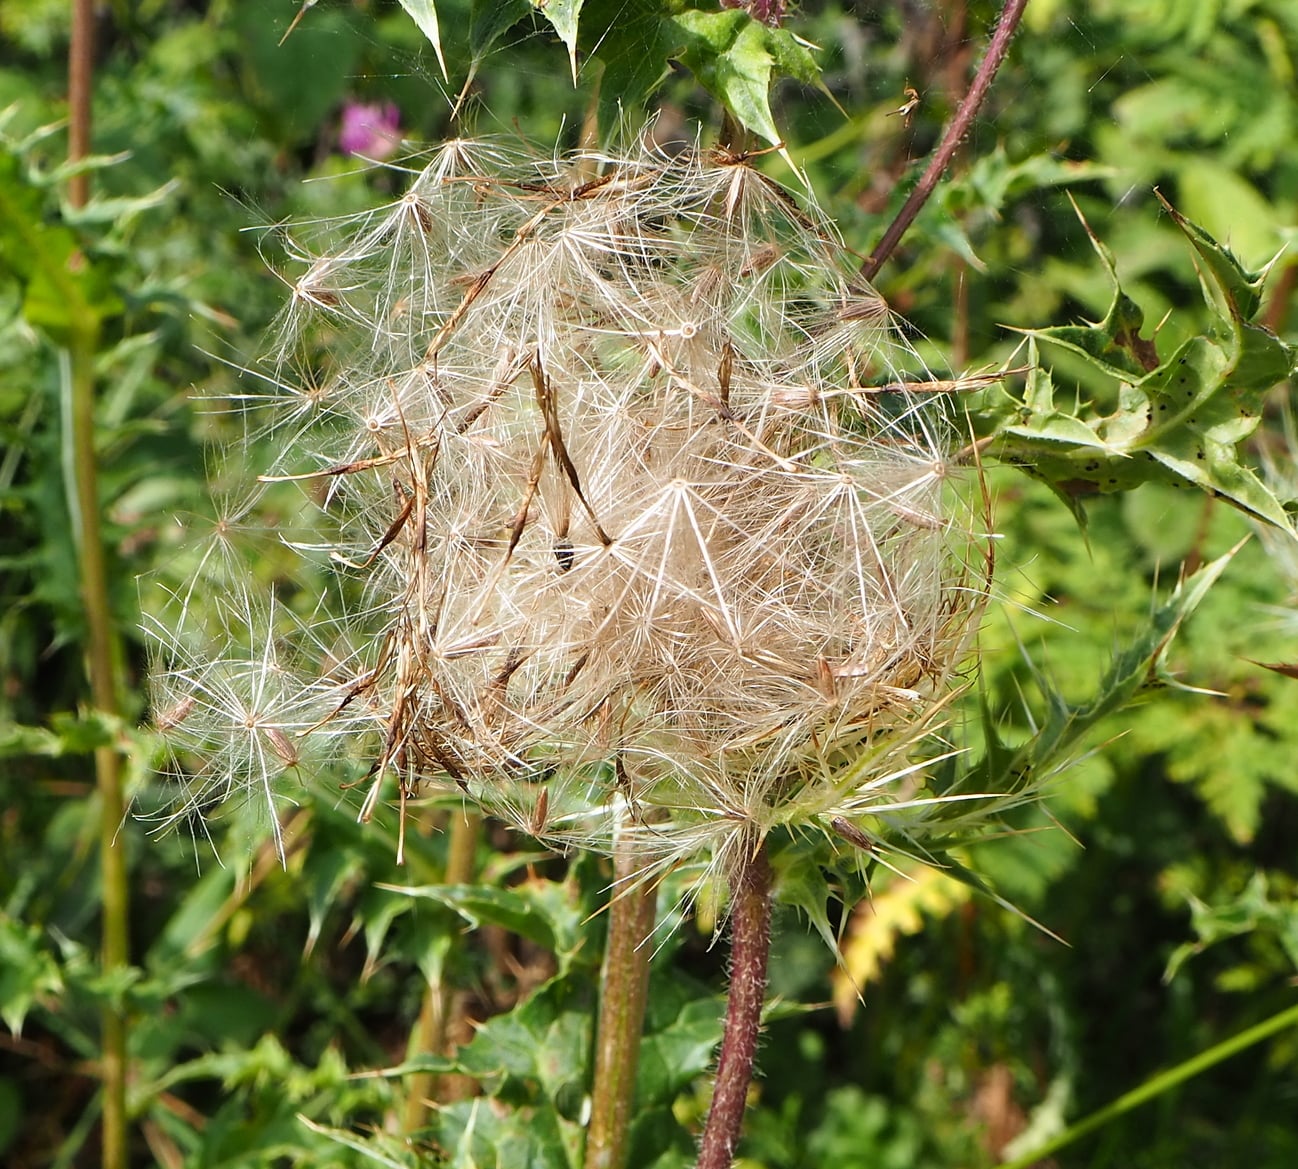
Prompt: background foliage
<box><xmin>2</xmin><ymin>1</ymin><xmax>1297</xmax><ymax>1166</ymax></box>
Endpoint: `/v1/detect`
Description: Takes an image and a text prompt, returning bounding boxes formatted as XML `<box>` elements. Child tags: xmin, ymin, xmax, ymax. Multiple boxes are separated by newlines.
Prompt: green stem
<box><xmin>68</xmin><ymin>332</ymin><xmax>130</xmax><ymax>1169</ymax></box>
<box><xmin>68</xmin><ymin>335</ymin><xmax>130</xmax><ymax>1166</ymax></box>
<box><xmin>583</xmin><ymin>837</ymin><xmax>658</xmax><ymax>1169</ymax></box>
<box><xmin>66</xmin><ymin>3</ymin><xmax>129</xmax><ymax>1161</ymax></box>
<box><xmin>696</xmin><ymin>838</ymin><xmax>773</xmax><ymax>1169</ymax></box>
<box><xmin>997</xmin><ymin>1001</ymin><xmax>1298</xmax><ymax>1169</ymax></box>
<box><xmin>403</xmin><ymin>810</ymin><xmax>481</xmax><ymax>1133</ymax></box>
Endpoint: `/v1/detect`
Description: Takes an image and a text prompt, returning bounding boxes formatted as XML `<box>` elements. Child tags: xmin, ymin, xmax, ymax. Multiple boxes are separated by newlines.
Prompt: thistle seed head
<box><xmin>150</xmin><ymin>134</ymin><xmax>990</xmax><ymax>873</ymax></box>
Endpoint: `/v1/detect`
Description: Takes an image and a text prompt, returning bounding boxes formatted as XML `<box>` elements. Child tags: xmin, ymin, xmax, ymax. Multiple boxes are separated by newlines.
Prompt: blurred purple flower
<box><xmin>339</xmin><ymin>101</ymin><xmax>402</xmax><ymax>160</ymax></box>
<box><xmin>720</xmin><ymin>0</ymin><xmax>785</xmax><ymax>26</ymax></box>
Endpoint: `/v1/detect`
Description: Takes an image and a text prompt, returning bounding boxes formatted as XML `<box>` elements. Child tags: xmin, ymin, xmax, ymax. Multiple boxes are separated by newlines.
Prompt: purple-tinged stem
<box><xmin>69</xmin><ymin>0</ymin><xmax>93</xmax><ymax>209</ymax></box>
<box><xmin>696</xmin><ymin>840</ymin><xmax>773</xmax><ymax>1169</ymax></box>
<box><xmin>859</xmin><ymin>0</ymin><xmax>1031</xmax><ymax>284</ymax></box>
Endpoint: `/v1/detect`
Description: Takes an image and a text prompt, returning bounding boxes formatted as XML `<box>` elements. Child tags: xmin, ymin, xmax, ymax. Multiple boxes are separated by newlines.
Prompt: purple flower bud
<box><xmin>339</xmin><ymin>101</ymin><xmax>402</xmax><ymax>160</ymax></box>
<box><xmin>719</xmin><ymin>0</ymin><xmax>786</xmax><ymax>27</ymax></box>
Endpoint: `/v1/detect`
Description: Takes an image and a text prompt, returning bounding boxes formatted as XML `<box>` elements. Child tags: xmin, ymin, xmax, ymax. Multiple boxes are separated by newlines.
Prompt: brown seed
<box><xmin>154</xmin><ymin>695</ymin><xmax>196</xmax><ymax>731</ymax></box>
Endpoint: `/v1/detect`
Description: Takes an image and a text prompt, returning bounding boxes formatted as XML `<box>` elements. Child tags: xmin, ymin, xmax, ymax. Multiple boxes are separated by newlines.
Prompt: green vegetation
<box><xmin>2</xmin><ymin>3</ymin><xmax>1297</xmax><ymax>1167</ymax></box>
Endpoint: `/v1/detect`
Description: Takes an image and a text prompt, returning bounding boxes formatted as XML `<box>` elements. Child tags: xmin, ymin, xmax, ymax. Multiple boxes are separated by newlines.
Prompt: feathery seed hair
<box><xmin>148</xmin><ymin>134</ymin><xmax>989</xmax><ymax>874</ymax></box>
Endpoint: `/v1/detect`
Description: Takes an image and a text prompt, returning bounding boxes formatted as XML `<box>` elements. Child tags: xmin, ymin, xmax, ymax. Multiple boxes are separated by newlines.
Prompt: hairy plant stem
<box><xmin>402</xmin><ymin>810</ymin><xmax>481</xmax><ymax>1133</ymax></box>
<box><xmin>696</xmin><ymin>839</ymin><xmax>773</xmax><ymax>1169</ymax></box>
<box><xmin>69</xmin><ymin>0</ymin><xmax>93</xmax><ymax>208</ymax></box>
<box><xmin>860</xmin><ymin>0</ymin><xmax>1030</xmax><ymax>283</ymax></box>
<box><xmin>68</xmin><ymin>5</ymin><xmax>130</xmax><ymax>1167</ymax></box>
<box><xmin>583</xmin><ymin>839</ymin><xmax>658</xmax><ymax>1169</ymax></box>
<box><xmin>70</xmin><ymin>337</ymin><xmax>129</xmax><ymax>1169</ymax></box>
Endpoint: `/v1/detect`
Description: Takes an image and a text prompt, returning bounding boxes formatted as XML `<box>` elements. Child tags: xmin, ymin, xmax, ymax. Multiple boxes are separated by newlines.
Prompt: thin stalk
<box><xmin>69</xmin><ymin>0</ymin><xmax>93</xmax><ymax>209</ymax></box>
<box><xmin>402</xmin><ymin>810</ymin><xmax>481</xmax><ymax>1133</ymax></box>
<box><xmin>859</xmin><ymin>0</ymin><xmax>1031</xmax><ymax>283</ymax></box>
<box><xmin>584</xmin><ymin>839</ymin><xmax>658</xmax><ymax>1169</ymax></box>
<box><xmin>951</xmin><ymin>257</ymin><xmax>970</xmax><ymax>369</ymax></box>
<box><xmin>996</xmin><ymin>1001</ymin><xmax>1298</xmax><ymax>1169</ymax></box>
<box><xmin>70</xmin><ymin>337</ymin><xmax>129</xmax><ymax>1169</ymax></box>
<box><xmin>67</xmin><ymin>5</ymin><xmax>129</xmax><ymax>1168</ymax></box>
<box><xmin>696</xmin><ymin>839</ymin><xmax>773</xmax><ymax>1169</ymax></box>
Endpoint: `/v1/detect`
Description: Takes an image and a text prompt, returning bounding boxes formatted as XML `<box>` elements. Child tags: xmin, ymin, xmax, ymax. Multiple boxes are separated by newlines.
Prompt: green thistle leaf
<box><xmin>985</xmin><ymin>200</ymin><xmax>1296</xmax><ymax>531</ymax></box>
<box><xmin>396</xmin><ymin>0</ymin><xmax>447</xmax><ymax>77</ymax></box>
<box><xmin>533</xmin><ymin>0</ymin><xmax>585</xmax><ymax>81</ymax></box>
<box><xmin>672</xmin><ymin>9</ymin><xmax>821</xmax><ymax>147</ymax></box>
<box><xmin>0</xmin><ymin>152</ymin><xmax>121</xmax><ymax>346</ymax></box>
<box><xmin>470</xmin><ymin>0</ymin><xmax>530</xmax><ymax>60</ymax></box>
<box><xmin>943</xmin><ymin>544</ymin><xmax>1238</xmax><ymax>816</ymax></box>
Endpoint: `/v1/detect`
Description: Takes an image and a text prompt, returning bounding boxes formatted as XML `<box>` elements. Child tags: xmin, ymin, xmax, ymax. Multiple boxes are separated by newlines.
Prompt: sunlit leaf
<box><xmin>671</xmin><ymin>9</ymin><xmax>820</xmax><ymax>147</ymax></box>
<box><xmin>575</xmin><ymin>0</ymin><xmax>824</xmax><ymax>142</ymax></box>
<box><xmin>938</xmin><ymin>545</ymin><xmax>1238</xmax><ymax>811</ymax></box>
<box><xmin>532</xmin><ymin>0</ymin><xmax>585</xmax><ymax>82</ymax></box>
<box><xmin>983</xmin><ymin>201</ymin><xmax>1297</xmax><ymax>531</ymax></box>
<box><xmin>0</xmin><ymin>152</ymin><xmax>120</xmax><ymax>345</ymax></box>
<box><xmin>396</xmin><ymin>0</ymin><xmax>448</xmax><ymax>77</ymax></box>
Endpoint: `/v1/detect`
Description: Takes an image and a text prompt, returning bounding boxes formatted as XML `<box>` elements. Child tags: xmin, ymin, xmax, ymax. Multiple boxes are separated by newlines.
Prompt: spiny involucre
<box><xmin>150</xmin><ymin>134</ymin><xmax>991</xmax><ymax>874</ymax></box>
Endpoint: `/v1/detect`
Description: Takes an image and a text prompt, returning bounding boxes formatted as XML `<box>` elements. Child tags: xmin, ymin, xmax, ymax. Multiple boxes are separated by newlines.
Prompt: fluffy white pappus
<box><xmin>148</xmin><ymin>131</ymin><xmax>993</xmax><ymax>874</ymax></box>
<box><xmin>143</xmin><ymin>588</ymin><xmax>372</xmax><ymax>861</ymax></box>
